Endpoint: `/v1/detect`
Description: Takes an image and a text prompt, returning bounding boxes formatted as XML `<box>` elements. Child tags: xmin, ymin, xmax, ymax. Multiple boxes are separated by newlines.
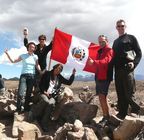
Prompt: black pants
<box><xmin>115</xmin><ymin>69</ymin><xmax>140</xmax><ymax>117</ymax></box>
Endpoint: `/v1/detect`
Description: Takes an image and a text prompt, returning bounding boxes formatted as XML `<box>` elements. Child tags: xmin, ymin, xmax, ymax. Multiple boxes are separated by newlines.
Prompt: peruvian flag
<box><xmin>50</xmin><ymin>29</ymin><xmax>100</xmax><ymax>73</ymax></box>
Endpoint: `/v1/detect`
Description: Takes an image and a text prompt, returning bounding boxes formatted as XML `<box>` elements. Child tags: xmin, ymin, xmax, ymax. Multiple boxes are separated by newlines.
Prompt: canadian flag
<box><xmin>50</xmin><ymin>29</ymin><xmax>100</xmax><ymax>73</ymax></box>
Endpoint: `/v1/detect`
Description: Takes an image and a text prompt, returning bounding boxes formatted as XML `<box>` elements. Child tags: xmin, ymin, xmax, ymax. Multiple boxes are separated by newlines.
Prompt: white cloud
<box><xmin>0</xmin><ymin>0</ymin><xmax>144</xmax><ymax>77</ymax></box>
<box><xmin>0</xmin><ymin>46</ymin><xmax>27</xmax><ymax>65</ymax></box>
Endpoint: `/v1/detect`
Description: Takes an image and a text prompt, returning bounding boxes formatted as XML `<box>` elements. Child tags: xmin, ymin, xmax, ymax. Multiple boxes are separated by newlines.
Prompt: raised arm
<box><xmin>60</xmin><ymin>68</ymin><xmax>76</xmax><ymax>85</ymax></box>
<box><xmin>5</xmin><ymin>49</ymin><xmax>22</xmax><ymax>63</ymax></box>
<box><xmin>23</xmin><ymin>28</ymin><xmax>29</xmax><ymax>48</ymax></box>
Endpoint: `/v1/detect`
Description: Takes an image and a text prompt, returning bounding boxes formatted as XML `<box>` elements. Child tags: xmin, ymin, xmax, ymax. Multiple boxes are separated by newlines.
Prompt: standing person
<box><xmin>30</xmin><ymin>63</ymin><xmax>76</xmax><ymax>132</ymax></box>
<box><xmin>0</xmin><ymin>74</ymin><xmax>5</xmax><ymax>95</ymax></box>
<box><xmin>112</xmin><ymin>19</ymin><xmax>142</xmax><ymax>119</ymax></box>
<box><xmin>5</xmin><ymin>42</ymin><xmax>42</xmax><ymax>113</ymax></box>
<box><xmin>23</xmin><ymin>28</ymin><xmax>52</xmax><ymax>93</ymax></box>
<box><xmin>88</xmin><ymin>35</ymin><xmax>114</xmax><ymax>126</ymax></box>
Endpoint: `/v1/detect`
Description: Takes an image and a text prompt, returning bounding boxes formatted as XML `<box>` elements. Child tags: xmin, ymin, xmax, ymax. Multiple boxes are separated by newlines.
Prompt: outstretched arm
<box><xmin>60</xmin><ymin>68</ymin><xmax>76</xmax><ymax>85</ymax></box>
<box><xmin>5</xmin><ymin>49</ymin><xmax>22</xmax><ymax>63</ymax></box>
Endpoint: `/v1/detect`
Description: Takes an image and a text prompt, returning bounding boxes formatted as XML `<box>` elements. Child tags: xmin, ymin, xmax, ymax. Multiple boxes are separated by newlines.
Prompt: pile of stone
<box><xmin>0</xmin><ymin>87</ymin><xmax>144</xmax><ymax>140</ymax></box>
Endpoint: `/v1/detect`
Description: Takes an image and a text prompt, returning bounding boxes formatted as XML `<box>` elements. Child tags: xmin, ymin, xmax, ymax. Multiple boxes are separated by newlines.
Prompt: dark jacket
<box><xmin>112</xmin><ymin>33</ymin><xmax>142</xmax><ymax>70</ymax></box>
<box><xmin>24</xmin><ymin>38</ymin><xmax>52</xmax><ymax>70</ymax></box>
<box><xmin>0</xmin><ymin>78</ymin><xmax>5</xmax><ymax>89</ymax></box>
<box><xmin>39</xmin><ymin>70</ymin><xmax>75</xmax><ymax>93</ymax></box>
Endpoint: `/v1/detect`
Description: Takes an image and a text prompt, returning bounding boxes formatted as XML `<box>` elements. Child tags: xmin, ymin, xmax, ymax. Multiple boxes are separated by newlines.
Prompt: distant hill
<box><xmin>75</xmin><ymin>74</ymin><xmax>144</xmax><ymax>81</ymax></box>
<box><xmin>75</xmin><ymin>74</ymin><xmax>95</xmax><ymax>81</ymax></box>
<box><xmin>5</xmin><ymin>77</ymin><xmax>19</xmax><ymax>81</ymax></box>
<box><xmin>135</xmin><ymin>74</ymin><xmax>144</xmax><ymax>80</ymax></box>
<box><xmin>4</xmin><ymin>74</ymin><xmax>144</xmax><ymax>81</ymax></box>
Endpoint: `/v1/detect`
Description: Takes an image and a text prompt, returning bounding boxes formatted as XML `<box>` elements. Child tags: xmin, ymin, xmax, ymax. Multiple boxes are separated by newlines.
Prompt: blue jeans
<box><xmin>17</xmin><ymin>73</ymin><xmax>35</xmax><ymax>112</ymax></box>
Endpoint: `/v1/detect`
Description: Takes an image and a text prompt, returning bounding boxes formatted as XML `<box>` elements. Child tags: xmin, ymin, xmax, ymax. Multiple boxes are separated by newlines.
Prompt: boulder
<box><xmin>60</xmin><ymin>102</ymin><xmax>98</xmax><ymax>124</ymax></box>
<box><xmin>113</xmin><ymin>115</ymin><xmax>144</xmax><ymax>140</ymax></box>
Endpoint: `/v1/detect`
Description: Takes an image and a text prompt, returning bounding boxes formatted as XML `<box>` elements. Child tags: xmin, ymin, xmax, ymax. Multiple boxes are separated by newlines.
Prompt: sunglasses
<box><xmin>117</xmin><ymin>25</ymin><xmax>125</xmax><ymax>28</ymax></box>
<box><xmin>39</xmin><ymin>38</ymin><xmax>45</xmax><ymax>40</ymax></box>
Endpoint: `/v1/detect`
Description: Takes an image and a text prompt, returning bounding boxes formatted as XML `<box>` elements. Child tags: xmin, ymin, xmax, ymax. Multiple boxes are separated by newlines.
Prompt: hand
<box><xmin>39</xmin><ymin>69</ymin><xmax>46</xmax><ymax>75</ymax></box>
<box><xmin>127</xmin><ymin>62</ymin><xmax>134</xmax><ymax>70</ymax></box>
<box><xmin>44</xmin><ymin>91</ymin><xmax>49</xmax><ymax>97</ymax></box>
<box><xmin>88</xmin><ymin>57</ymin><xmax>94</xmax><ymax>65</ymax></box>
<box><xmin>4</xmin><ymin>49</ymin><xmax>8</xmax><ymax>55</ymax></box>
<box><xmin>72</xmin><ymin>68</ymin><xmax>76</xmax><ymax>75</ymax></box>
<box><xmin>23</xmin><ymin>27</ymin><xmax>28</xmax><ymax>37</ymax></box>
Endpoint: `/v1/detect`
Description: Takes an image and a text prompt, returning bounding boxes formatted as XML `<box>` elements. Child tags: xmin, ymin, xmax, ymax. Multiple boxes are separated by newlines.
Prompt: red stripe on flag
<box><xmin>83</xmin><ymin>43</ymin><xmax>100</xmax><ymax>73</ymax></box>
<box><xmin>51</xmin><ymin>29</ymin><xmax>72</xmax><ymax>64</ymax></box>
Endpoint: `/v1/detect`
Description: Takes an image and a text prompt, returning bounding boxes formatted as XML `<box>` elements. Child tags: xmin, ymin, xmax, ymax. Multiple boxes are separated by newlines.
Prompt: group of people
<box><xmin>88</xmin><ymin>19</ymin><xmax>142</xmax><ymax>127</ymax></box>
<box><xmin>3</xmin><ymin>19</ymin><xmax>142</xmax><ymax>131</ymax></box>
<box><xmin>4</xmin><ymin>28</ymin><xmax>76</xmax><ymax>131</ymax></box>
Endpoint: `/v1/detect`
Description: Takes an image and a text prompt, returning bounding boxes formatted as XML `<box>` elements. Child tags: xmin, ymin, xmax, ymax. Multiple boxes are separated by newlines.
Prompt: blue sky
<box><xmin>0</xmin><ymin>0</ymin><xmax>144</xmax><ymax>78</ymax></box>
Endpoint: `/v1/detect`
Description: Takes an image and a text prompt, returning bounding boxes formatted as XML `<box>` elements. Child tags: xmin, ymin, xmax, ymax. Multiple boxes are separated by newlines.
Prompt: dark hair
<box><xmin>116</xmin><ymin>19</ymin><xmax>126</xmax><ymax>25</ymax></box>
<box><xmin>26</xmin><ymin>42</ymin><xmax>36</xmax><ymax>49</ymax></box>
<box><xmin>53</xmin><ymin>63</ymin><xmax>63</xmax><ymax>72</ymax></box>
<box><xmin>38</xmin><ymin>34</ymin><xmax>46</xmax><ymax>40</ymax></box>
<box><xmin>0</xmin><ymin>74</ymin><xmax>2</xmax><ymax>78</ymax></box>
<box><xmin>98</xmin><ymin>35</ymin><xmax>108</xmax><ymax>42</ymax></box>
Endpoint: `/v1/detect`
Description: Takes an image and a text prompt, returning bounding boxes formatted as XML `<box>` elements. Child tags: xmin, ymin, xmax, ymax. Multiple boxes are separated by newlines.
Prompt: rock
<box><xmin>83</xmin><ymin>127</ymin><xmax>98</xmax><ymax>140</ymax></box>
<box><xmin>113</xmin><ymin>115</ymin><xmax>144</xmax><ymax>140</ymax></box>
<box><xmin>18</xmin><ymin>121</ymin><xmax>41</xmax><ymax>140</ymax></box>
<box><xmin>61</xmin><ymin>102</ymin><xmax>98</xmax><ymax>124</ymax></box>
<box><xmin>134</xmin><ymin>126</ymin><xmax>144</xmax><ymax>140</ymax></box>
<box><xmin>73</xmin><ymin>119</ymin><xmax>83</xmax><ymax>132</ymax></box>
<box><xmin>54</xmin><ymin>123</ymin><xmax>73</xmax><ymax>140</ymax></box>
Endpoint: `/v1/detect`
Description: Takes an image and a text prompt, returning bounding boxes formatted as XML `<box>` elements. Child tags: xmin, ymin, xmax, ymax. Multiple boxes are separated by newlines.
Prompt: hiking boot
<box><xmin>98</xmin><ymin>117</ymin><xmax>109</xmax><ymax>127</ymax></box>
<box><xmin>116</xmin><ymin>113</ymin><xmax>125</xmax><ymax>120</ymax></box>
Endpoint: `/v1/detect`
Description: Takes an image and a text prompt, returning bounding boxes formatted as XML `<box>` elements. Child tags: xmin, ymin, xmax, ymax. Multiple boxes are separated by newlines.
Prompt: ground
<box><xmin>5</xmin><ymin>80</ymin><xmax>144</xmax><ymax>107</ymax></box>
<box><xmin>2</xmin><ymin>80</ymin><xmax>144</xmax><ymax>139</ymax></box>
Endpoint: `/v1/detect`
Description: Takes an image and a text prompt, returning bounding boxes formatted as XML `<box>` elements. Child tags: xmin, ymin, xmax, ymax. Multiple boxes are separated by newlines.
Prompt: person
<box><xmin>5</xmin><ymin>42</ymin><xmax>42</xmax><ymax>113</ymax></box>
<box><xmin>88</xmin><ymin>35</ymin><xmax>114</xmax><ymax>126</ymax></box>
<box><xmin>29</xmin><ymin>63</ymin><xmax>76</xmax><ymax>132</ymax></box>
<box><xmin>112</xmin><ymin>19</ymin><xmax>142</xmax><ymax>119</ymax></box>
<box><xmin>0</xmin><ymin>74</ymin><xmax>5</xmax><ymax>95</ymax></box>
<box><xmin>23</xmin><ymin>29</ymin><xmax>52</xmax><ymax>93</ymax></box>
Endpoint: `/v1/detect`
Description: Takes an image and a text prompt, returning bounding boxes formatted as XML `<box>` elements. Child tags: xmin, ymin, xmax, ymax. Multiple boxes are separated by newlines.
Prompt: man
<box><xmin>112</xmin><ymin>19</ymin><xmax>142</xmax><ymax>119</ymax></box>
<box><xmin>23</xmin><ymin>29</ymin><xmax>52</xmax><ymax>93</ymax></box>
<box><xmin>88</xmin><ymin>35</ymin><xmax>114</xmax><ymax>126</ymax></box>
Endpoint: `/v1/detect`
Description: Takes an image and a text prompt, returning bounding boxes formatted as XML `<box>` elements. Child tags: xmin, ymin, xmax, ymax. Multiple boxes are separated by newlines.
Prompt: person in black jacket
<box><xmin>0</xmin><ymin>74</ymin><xmax>5</xmax><ymax>95</ymax></box>
<box><xmin>23</xmin><ymin>29</ymin><xmax>52</xmax><ymax>93</ymax></box>
<box><xmin>29</xmin><ymin>63</ymin><xmax>76</xmax><ymax>131</ymax></box>
<box><xmin>112</xmin><ymin>19</ymin><xmax>142</xmax><ymax>119</ymax></box>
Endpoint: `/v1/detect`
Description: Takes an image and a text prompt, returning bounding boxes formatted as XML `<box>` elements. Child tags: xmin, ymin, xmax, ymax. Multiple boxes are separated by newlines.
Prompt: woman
<box><xmin>5</xmin><ymin>42</ymin><xmax>41</xmax><ymax>113</ymax></box>
<box><xmin>30</xmin><ymin>63</ymin><xmax>76</xmax><ymax>131</ymax></box>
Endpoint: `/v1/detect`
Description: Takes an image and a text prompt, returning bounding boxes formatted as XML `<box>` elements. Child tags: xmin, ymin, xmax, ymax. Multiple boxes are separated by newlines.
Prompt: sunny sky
<box><xmin>0</xmin><ymin>0</ymin><xmax>144</xmax><ymax>78</ymax></box>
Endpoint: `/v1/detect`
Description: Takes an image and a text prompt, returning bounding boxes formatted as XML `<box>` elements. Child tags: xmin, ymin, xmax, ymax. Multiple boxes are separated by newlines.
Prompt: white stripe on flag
<box><xmin>64</xmin><ymin>36</ymin><xmax>91</xmax><ymax>70</ymax></box>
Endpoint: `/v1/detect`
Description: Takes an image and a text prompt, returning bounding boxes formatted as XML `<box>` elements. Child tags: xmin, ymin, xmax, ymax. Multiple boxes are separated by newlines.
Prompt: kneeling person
<box><xmin>30</xmin><ymin>63</ymin><xmax>76</xmax><ymax>131</ymax></box>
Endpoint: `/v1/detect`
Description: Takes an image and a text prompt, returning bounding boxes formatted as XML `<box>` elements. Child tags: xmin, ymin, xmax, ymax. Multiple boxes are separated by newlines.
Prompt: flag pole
<box><xmin>47</xmin><ymin>27</ymin><xmax>57</xmax><ymax>71</ymax></box>
<box><xmin>48</xmin><ymin>57</ymin><xmax>52</xmax><ymax>71</ymax></box>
